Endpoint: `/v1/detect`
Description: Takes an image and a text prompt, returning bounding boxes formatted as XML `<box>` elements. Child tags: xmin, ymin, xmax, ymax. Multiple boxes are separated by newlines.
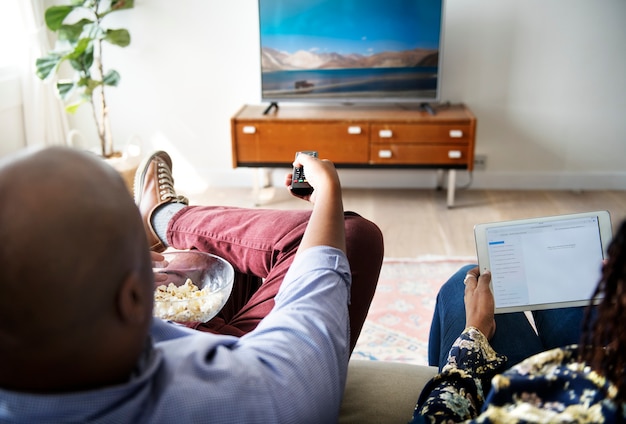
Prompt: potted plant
<box><xmin>35</xmin><ymin>0</ymin><xmax>134</xmax><ymax>160</ymax></box>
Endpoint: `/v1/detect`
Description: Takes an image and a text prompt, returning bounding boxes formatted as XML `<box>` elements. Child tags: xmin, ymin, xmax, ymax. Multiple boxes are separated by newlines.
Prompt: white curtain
<box><xmin>18</xmin><ymin>0</ymin><xmax>69</xmax><ymax>148</ymax></box>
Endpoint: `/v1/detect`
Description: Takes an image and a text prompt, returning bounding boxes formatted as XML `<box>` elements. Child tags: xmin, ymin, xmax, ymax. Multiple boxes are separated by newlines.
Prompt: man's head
<box><xmin>0</xmin><ymin>146</ymin><xmax>154</xmax><ymax>392</ymax></box>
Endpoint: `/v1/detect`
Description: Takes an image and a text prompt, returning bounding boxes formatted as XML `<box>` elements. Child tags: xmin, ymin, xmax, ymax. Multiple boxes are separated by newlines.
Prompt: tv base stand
<box><xmin>231</xmin><ymin>103</ymin><xmax>476</xmax><ymax>207</ymax></box>
<box><xmin>419</xmin><ymin>102</ymin><xmax>436</xmax><ymax>116</ymax></box>
<box><xmin>262</xmin><ymin>102</ymin><xmax>279</xmax><ymax>115</ymax></box>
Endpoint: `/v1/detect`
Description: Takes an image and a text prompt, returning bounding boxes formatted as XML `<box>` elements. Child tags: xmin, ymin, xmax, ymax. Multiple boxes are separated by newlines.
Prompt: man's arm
<box><xmin>221</xmin><ymin>154</ymin><xmax>350</xmax><ymax>422</ymax></box>
<box><xmin>289</xmin><ymin>153</ymin><xmax>346</xmax><ymax>254</ymax></box>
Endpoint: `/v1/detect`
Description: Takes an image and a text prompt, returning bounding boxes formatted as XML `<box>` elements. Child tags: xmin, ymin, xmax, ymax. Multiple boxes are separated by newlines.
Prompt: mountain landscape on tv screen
<box><xmin>261</xmin><ymin>47</ymin><xmax>438</xmax><ymax>72</ymax></box>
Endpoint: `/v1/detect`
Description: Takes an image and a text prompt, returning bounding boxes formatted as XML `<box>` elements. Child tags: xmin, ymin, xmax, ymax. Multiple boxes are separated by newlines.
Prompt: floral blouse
<box><xmin>411</xmin><ymin>327</ymin><xmax>624</xmax><ymax>423</ymax></box>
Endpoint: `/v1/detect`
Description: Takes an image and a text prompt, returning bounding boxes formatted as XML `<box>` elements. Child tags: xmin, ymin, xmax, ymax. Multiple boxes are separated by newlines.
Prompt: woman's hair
<box><xmin>580</xmin><ymin>219</ymin><xmax>626</xmax><ymax>403</ymax></box>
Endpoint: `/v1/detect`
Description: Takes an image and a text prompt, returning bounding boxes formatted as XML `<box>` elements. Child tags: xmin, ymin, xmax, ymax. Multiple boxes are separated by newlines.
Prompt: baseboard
<box><xmin>467</xmin><ymin>171</ymin><xmax>626</xmax><ymax>190</ymax></box>
<box><xmin>184</xmin><ymin>167</ymin><xmax>626</xmax><ymax>191</ymax></box>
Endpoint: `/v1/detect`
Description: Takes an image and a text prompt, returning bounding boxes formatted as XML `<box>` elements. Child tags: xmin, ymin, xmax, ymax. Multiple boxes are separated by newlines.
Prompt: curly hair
<box><xmin>580</xmin><ymin>219</ymin><xmax>626</xmax><ymax>404</ymax></box>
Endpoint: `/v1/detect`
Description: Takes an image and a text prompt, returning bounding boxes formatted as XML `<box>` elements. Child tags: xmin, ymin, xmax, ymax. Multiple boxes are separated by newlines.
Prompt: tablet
<box><xmin>474</xmin><ymin>211</ymin><xmax>612</xmax><ymax>314</ymax></box>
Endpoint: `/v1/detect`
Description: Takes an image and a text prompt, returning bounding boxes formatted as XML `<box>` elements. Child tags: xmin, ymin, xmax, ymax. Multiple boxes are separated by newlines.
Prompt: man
<box><xmin>0</xmin><ymin>146</ymin><xmax>381</xmax><ymax>423</ymax></box>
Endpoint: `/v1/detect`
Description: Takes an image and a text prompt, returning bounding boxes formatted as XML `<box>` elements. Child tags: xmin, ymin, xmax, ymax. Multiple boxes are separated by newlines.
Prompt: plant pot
<box><xmin>67</xmin><ymin>130</ymin><xmax>142</xmax><ymax>195</ymax></box>
<box><xmin>105</xmin><ymin>150</ymin><xmax>141</xmax><ymax>194</ymax></box>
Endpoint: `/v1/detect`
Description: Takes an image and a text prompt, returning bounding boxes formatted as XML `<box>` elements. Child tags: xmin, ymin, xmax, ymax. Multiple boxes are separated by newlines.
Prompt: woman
<box><xmin>411</xmin><ymin>220</ymin><xmax>626</xmax><ymax>423</ymax></box>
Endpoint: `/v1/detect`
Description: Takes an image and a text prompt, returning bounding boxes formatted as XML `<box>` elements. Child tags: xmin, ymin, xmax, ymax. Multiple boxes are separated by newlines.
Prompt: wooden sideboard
<box><xmin>230</xmin><ymin>103</ymin><xmax>476</xmax><ymax>207</ymax></box>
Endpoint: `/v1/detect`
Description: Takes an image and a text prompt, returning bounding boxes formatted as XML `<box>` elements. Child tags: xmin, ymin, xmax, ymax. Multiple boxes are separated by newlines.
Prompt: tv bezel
<box><xmin>257</xmin><ymin>0</ymin><xmax>446</xmax><ymax>106</ymax></box>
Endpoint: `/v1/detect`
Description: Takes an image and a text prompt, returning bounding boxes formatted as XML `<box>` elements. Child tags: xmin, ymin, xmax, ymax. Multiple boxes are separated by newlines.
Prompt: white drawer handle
<box><xmin>449</xmin><ymin>129</ymin><xmax>463</xmax><ymax>138</ymax></box>
<box><xmin>379</xmin><ymin>129</ymin><xmax>393</xmax><ymax>138</ymax></box>
<box><xmin>242</xmin><ymin>126</ymin><xmax>256</xmax><ymax>134</ymax></box>
<box><xmin>448</xmin><ymin>150</ymin><xmax>462</xmax><ymax>159</ymax></box>
<box><xmin>347</xmin><ymin>126</ymin><xmax>362</xmax><ymax>135</ymax></box>
<box><xmin>378</xmin><ymin>150</ymin><xmax>393</xmax><ymax>158</ymax></box>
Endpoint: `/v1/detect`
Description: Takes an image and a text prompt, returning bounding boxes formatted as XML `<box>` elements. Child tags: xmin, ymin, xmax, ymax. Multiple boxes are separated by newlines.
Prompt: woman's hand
<box><xmin>464</xmin><ymin>267</ymin><xmax>496</xmax><ymax>340</ymax></box>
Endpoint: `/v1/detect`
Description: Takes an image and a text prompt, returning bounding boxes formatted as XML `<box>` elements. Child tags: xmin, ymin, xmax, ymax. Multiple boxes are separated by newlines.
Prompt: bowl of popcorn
<box><xmin>153</xmin><ymin>250</ymin><xmax>234</xmax><ymax>323</ymax></box>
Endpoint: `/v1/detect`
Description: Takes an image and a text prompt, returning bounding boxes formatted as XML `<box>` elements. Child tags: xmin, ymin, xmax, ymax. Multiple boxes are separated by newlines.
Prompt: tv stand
<box><xmin>262</xmin><ymin>102</ymin><xmax>279</xmax><ymax>115</ymax></box>
<box><xmin>231</xmin><ymin>104</ymin><xmax>476</xmax><ymax>207</ymax></box>
<box><xmin>419</xmin><ymin>102</ymin><xmax>436</xmax><ymax>116</ymax></box>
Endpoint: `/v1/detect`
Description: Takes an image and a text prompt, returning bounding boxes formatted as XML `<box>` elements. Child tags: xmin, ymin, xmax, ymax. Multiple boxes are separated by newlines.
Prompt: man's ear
<box><xmin>117</xmin><ymin>272</ymin><xmax>151</xmax><ymax>324</ymax></box>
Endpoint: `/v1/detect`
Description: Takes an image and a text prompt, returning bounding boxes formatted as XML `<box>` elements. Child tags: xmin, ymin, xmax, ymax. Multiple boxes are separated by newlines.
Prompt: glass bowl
<box><xmin>152</xmin><ymin>250</ymin><xmax>234</xmax><ymax>323</ymax></box>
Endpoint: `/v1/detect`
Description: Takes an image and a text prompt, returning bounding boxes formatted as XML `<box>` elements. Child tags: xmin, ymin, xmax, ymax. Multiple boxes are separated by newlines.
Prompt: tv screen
<box><xmin>258</xmin><ymin>0</ymin><xmax>445</xmax><ymax>105</ymax></box>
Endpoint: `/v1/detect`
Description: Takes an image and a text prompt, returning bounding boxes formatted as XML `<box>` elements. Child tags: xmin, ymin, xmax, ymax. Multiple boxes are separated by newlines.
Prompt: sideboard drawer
<box><xmin>371</xmin><ymin>124</ymin><xmax>472</xmax><ymax>144</ymax></box>
<box><xmin>234</xmin><ymin>122</ymin><xmax>369</xmax><ymax>164</ymax></box>
<box><xmin>369</xmin><ymin>144</ymin><xmax>470</xmax><ymax>165</ymax></box>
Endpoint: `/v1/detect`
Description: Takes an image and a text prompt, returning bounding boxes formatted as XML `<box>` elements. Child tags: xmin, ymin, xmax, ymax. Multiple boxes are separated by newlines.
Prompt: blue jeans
<box><xmin>428</xmin><ymin>264</ymin><xmax>589</xmax><ymax>370</ymax></box>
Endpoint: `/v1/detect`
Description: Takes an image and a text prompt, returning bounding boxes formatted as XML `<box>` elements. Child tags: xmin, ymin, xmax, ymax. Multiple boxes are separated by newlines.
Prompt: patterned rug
<box><xmin>351</xmin><ymin>256</ymin><xmax>475</xmax><ymax>365</ymax></box>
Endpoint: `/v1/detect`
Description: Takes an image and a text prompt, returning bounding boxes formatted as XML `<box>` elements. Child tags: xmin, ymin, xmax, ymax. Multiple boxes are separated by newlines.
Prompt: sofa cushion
<box><xmin>340</xmin><ymin>360</ymin><xmax>437</xmax><ymax>423</ymax></box>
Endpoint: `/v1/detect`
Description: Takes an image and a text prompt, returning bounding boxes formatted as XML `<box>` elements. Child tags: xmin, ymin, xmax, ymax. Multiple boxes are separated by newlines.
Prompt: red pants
<box><xmin>166</xmin><ymin>206</ymin><xmax>384</xmax><ymax>351</ymax></box>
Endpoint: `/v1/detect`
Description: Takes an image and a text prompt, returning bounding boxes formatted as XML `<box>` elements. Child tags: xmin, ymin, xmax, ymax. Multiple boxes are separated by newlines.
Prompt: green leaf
<box><xmin>100</xmin><ymin>0</ymin><xmax>134</xmax><ymax>19</ymax></box>
<box><xmin>87</xmin><ymin>78</ymin><xmax>102</xmax><ymax>92</ymax></box>
<box><xmin>35</xmin><ymin>54</ymin><xmax>63</xmax><ymax>80</ymax></box>
<box><xmin>111</xmin><ymin>0</ymin><xmax>134</xmax><ymax>11</ymax></box>
<box><xmin>103</xmin><ymin>70</ymin><xmax>121</xmax><ymax>86</ymax></box>
<box><xmin>57</xmin><ymin>81</ymin><xmax>75</xmax><ymax>99</ymax></box>
<box><xmin>65</xmin><ymin>100</ymin><xmax>87</xmax><ymax>114</ymax></box>
<box><xmin>57</xmin><ymin>19</ymin><xmax>94</xmax><ymax>44</ymax></box>
<box><xmin>44</xmin><ymin>5</ymin><xmax>75</xmax><ymax>31</ymax></box>
<box><xmin>82</xmin><ymin>22</ymin><xmax>104</xmax><ymax>40</ymax></box>
<box><xmin>67</xmin><ymin>37</ymin><xmax>91</xmax><ymax>60</ymax></box>
<box><xmin>77</xmin><ymin>77</ymin><xmax>101</xmax><ymax>97</ymax></box>
<box><xmin>67</xmin><ymin>39</ymin><xmax>94</xmax><ymax>72</ymax></box>
<box><xmin>105</xmin><ymin>29</ymin><xmax>130</xmax><ymax>47</ymax></box>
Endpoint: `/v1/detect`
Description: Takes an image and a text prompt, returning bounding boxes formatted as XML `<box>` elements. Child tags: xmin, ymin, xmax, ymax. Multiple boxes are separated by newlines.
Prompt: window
<box><xmin>0</xmin><ymin>1</ymin><xmax>28</xmax><ymax>69</ymax></box>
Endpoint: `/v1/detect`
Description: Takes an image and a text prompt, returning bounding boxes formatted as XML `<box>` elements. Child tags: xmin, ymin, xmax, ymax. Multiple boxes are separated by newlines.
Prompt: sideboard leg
<box><xmin>447</xmin><ymin>170</ymin><xmax>456</xmax><ymax>208</ymax></box>
<box><xmin>252</xmin><ymin>168</ymin><xmax>272</xmax><ymax>206</ymax></box>
<box><xmin>436</xmin><ymin>169</ymin><xmax>445</xmax><ymax>190</ymax></box>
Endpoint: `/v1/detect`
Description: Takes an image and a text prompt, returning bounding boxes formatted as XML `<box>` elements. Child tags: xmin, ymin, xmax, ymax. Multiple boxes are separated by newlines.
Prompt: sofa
<box><xmin>339</xmin><ymin>359</ymin><xmax>438</xmax><ymax>423</ymax></box>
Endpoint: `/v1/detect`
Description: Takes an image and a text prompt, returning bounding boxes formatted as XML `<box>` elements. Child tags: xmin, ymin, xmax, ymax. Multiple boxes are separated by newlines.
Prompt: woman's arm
<box><xmin>411</xmin><ymin>268</ymin><xmax>506</xmax><ymax>423</ymax></box>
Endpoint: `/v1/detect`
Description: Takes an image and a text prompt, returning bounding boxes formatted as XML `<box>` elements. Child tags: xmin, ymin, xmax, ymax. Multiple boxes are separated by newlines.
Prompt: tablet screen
<box><xmin>474</xmin><ymin>211</ymin><xmax>612</xmax><ymax>313</ymax></box>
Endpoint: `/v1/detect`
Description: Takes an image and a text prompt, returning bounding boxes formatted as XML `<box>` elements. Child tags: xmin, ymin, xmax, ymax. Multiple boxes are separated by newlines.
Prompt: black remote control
<box><xmin>291</xmin><ymin>151</ymin><xmax>317</xmax><ymax>196</ymax></box>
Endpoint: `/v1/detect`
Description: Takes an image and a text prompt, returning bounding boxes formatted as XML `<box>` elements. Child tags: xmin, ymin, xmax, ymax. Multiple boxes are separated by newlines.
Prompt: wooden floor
<box><xmin>183</xmin><ymin>187</ymin><xmax>626</xmax><ymax>259</ymax></box>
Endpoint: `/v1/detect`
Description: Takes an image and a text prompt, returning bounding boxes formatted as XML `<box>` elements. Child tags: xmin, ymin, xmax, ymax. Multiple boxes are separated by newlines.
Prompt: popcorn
<box><xmin>153</xmin><ymin>278</ymin><xmax>225</xmax><ymax>323</ymax></box>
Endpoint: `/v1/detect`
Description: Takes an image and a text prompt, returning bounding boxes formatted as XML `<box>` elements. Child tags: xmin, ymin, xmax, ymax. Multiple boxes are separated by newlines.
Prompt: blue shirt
<box><xmin>0</xmin><ymin>246</ymin><xmax>352</xmax><ymax>424</ymax></box>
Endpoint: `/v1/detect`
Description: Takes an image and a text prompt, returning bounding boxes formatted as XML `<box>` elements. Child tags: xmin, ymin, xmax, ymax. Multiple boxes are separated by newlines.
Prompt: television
<box><xmin>257</xmin><ymin>0</ymin><xmax>445</xmax><ymax>107</ymax></box>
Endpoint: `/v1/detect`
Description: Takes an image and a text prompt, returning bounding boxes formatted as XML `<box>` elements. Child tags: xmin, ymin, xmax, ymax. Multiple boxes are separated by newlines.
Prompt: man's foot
<box><xmin>134</xmin><ymin>151</ymin><xmax>188</xmax><ymax>252</ymax></box>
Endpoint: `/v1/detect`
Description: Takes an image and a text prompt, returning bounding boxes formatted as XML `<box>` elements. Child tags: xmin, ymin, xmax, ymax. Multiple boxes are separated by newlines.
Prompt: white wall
<box><xmin>443</xmin><ymin>0</ymin><xmax>626</xmax><ymax>190</ymax></box>
<box><xmin>55</xmin><ymin>1</ymin><xmax>626</xmax><ymax>192</ymax></box>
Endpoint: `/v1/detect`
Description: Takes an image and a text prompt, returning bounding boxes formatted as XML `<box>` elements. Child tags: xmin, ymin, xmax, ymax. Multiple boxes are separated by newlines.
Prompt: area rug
<box><xmin>351</xmin><ymin>256</ymin><xmax>475</xmax><ymax>366</ymax></box>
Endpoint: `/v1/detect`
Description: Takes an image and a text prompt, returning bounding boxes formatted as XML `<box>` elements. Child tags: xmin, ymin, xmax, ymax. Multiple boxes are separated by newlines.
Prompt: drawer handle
<box><xmin>347</xmin><ymin>126</ymin><xmax>362</xmax><ymax>135</ymax></box>
<box><xmin>242</xmin><ymin>125</ymin><xmax>256</xmax><ymax>134</ymax></box>
<box><xmin>449</xmin><ymin>129</ymin><xmax>463</xmax><ymax>138</ymax></box>
<box><xmin>378</xmin><ymin>150</ymin><xmax>393</xmax><ymax>159</ymax></box>
<box><xmin>448</xmin><ymin>150</ymin><xmax>462</xmax><ymax>159</ymax></box>
<box><xmin>379</xmin><ymin>129</ymin><xmax>393</xmax><ymax>138</ymax></box>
